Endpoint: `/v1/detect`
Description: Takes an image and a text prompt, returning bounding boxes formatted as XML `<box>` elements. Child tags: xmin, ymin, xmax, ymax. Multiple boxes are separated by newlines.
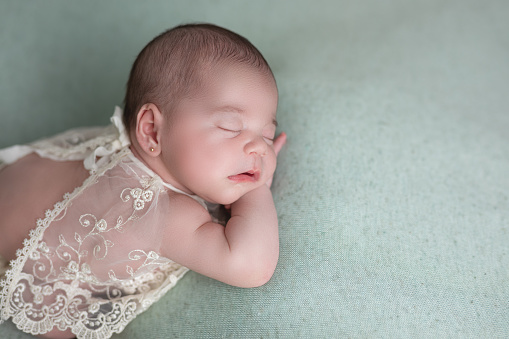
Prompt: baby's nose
<box><xmin>244</xmin><ymin>136</ymin><xmax>267</xmax><ymax>156</ymax></box>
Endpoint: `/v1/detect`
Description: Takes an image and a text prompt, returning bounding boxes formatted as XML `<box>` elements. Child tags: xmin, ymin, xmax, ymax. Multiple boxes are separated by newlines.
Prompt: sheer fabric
<box><xmin>0</xmin><ymin>107</ymin><xmax>211</xmax><ymax>338</ymax></box>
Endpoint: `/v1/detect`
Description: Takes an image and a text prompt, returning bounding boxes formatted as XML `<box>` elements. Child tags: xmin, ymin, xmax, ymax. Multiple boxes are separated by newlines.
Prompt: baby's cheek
<box><xmin>266</xmin><ymin>155</ymin><xmax>277</xmax><ymax>175</ymax></box>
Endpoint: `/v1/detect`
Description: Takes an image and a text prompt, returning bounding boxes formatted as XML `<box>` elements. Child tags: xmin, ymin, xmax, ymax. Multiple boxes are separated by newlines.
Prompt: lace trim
<box><xmin>5</xmin><ymin>264</ymin><xmax>188</xmax><ymax>338</ymax></box>
<box><xmin>29</xmin><ymin>107</ymin><xmax>130</xmax><ymax>173</ymax></box>
<box><xmin>0</xmin><ymin>148</ymin><xmax>181</xmax><ymax>338</ymax></box>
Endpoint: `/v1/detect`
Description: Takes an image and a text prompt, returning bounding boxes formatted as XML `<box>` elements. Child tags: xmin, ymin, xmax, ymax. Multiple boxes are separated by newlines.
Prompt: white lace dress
<box><xmin>0</xmin><ymin>107</ymin><xmax>216</xmax><ymax>338</ymax></box>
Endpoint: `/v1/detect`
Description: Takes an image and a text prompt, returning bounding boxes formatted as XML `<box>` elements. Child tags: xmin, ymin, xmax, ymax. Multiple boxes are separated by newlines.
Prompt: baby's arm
<box><xmin>164</xmin><ymin>185</ymin><xmax>278</xmax><ymax>288</ymax></box>
<box><xmin>222</xmin><ymin>184</ymin><xmax>279</xmax><ymax>285</ymax></box>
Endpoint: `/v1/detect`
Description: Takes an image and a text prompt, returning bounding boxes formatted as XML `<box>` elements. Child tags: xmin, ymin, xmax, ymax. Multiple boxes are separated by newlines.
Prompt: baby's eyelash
<box><xmin>218</xmin><ymin>127</ymin><xmax>240</xmax><ymax>132</ymax></box>
<box><xmin>218</xmin><ymin>127</ymin><xmax>241</xmax><ymax>137</ymax></box>
<box><xmin>263</xmin><ymin>136</ymin><xmax>275</xmax><ymax>145</ymax></box>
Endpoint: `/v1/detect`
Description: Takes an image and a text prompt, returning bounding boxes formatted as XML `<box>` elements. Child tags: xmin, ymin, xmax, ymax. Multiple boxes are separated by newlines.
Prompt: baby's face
<box><xmin>159</xmin><ymin>64</ymin><xmax>279</xmax><ymax>204</ymax></box>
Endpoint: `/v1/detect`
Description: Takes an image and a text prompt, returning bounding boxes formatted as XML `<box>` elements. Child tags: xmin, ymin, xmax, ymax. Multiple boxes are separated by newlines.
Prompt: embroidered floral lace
<box><xmin>0</xmin><ymin>107</ymin><xmax>211</xmax><ymax>338</ymax></box>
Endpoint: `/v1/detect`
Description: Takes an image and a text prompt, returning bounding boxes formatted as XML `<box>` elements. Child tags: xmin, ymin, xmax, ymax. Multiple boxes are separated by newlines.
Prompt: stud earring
<box><xmin>150</xmin><ymin>147</ymin><xmax>155</xmax><ymax>152</ymax></box>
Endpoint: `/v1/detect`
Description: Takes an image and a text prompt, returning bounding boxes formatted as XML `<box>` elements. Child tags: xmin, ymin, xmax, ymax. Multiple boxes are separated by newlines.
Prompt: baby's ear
<box><xmin>135</xmin><ymin>103</ymin><xmax>164</xmax><ymax>156</ymax></box>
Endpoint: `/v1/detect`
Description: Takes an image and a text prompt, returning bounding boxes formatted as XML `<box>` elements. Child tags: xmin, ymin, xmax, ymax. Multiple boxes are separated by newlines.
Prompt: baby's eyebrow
<box><xmin>215</xmin><ymin>106</ymin><xmax>244</xmax><ymax>114</ymax></box>
<box><xmin>214</xmin><ymin>105</ymin><xmax>278</xmax><ymax>127</ymax></box>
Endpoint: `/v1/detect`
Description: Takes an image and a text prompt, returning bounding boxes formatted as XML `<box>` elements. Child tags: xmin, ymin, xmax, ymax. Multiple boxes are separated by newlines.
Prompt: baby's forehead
<box><xmin>187</xmin><ymin>64</ymin><xmax>277</xmax><ymax>98</ymax></box>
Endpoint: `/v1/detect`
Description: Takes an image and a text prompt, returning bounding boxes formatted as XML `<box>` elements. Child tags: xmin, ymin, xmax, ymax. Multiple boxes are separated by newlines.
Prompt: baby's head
<box><xmin>123</xmin><ymin>23</ymin><xmax>275</xmax><ymax>134</ymax></box>
<box><xmin>123</xmin><ymin>24</ymin><xmax>279</xmax><ymax>204</ymax></box>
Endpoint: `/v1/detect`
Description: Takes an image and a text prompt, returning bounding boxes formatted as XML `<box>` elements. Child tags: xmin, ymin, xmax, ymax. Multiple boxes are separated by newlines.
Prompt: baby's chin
<box><xmin>207</xmin><ymin>193</ymin><xmax>244</xmax><ymax>206</ymax></box>
<box><xmin>205</xmin><ymin>184</ymin><xmax>264</xmax><ymax>206</ymax></box>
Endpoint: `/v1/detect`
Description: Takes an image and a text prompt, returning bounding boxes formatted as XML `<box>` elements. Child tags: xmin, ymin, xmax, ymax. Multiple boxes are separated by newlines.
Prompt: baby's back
<box><xmin>0</xmin><ymin>153</ymin><xmax>88</xmax><ymax>261</ymax></box>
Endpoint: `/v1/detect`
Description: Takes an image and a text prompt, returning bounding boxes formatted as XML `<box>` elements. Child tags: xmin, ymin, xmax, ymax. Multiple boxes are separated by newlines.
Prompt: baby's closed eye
<box><xmin>218</xmin><ymin>126</ymin><xmax>240</xmax><ymax>132</ymax></box>
<box><xmin>217</xmin><ymin>125</ymin><xmax>241</xmax><ymax>137</ymax></box>
<box><xmin>262</xmin><ymin>128</ymin><xmax>276</xmax><ymax>144</ymax></box>
<box><xmin>263</xmin><ymin>135</ymin><xmax>275</xmax><ymax>144</ymax></box>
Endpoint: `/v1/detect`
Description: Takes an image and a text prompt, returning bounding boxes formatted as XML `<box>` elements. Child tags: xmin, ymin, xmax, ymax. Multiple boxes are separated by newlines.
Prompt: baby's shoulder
<box><xmin>164</xmin><ymin>190</ymin><xmax>212</xmax><ymax>227</ymax></box>
<box><xmin>158</xmin><ymin>191</ymin><xmax>214</xmax><ymax>255</ymax></box>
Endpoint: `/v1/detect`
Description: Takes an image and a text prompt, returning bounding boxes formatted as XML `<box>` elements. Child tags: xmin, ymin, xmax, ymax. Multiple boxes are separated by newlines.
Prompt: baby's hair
<box><xmin>123</xmin><ymin>23</ymin><xmax>275</xmax><ymax>133</ymax></box>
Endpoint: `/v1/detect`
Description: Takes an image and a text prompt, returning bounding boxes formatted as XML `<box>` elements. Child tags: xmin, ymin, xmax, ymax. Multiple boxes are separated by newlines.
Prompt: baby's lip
<box><xmin>228</xmin><ymin>169</ymin><xmax>261</xmax><ymax>183</ymax></box>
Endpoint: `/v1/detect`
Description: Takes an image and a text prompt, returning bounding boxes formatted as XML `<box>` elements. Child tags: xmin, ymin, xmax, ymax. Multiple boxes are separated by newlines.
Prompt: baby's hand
<box><xmin>266</xmin><ymin>132</ymin><xmax>287</xmax><ymax>188</ymax></box>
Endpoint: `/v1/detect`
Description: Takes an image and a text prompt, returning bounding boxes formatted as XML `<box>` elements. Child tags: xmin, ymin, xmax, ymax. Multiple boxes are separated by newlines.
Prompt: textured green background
<box><xmin>1</xmin><ymin>0</ymin><xmax>508</xmax><ymax>338</ymax></box>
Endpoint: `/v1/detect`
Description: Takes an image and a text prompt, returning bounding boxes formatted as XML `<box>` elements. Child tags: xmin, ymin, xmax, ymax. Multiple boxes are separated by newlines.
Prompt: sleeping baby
<box><xmin>0</xmin><ymin>23</ymin><xmax>286</xmax><ymax>338</ymax></box>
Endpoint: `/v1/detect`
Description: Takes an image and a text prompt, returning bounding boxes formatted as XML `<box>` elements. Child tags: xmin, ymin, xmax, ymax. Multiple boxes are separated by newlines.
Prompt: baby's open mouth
<box><xmin>228</xmin><ymin>170</ymin><xmax>260</xmax><ymax>182</ymax></box>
